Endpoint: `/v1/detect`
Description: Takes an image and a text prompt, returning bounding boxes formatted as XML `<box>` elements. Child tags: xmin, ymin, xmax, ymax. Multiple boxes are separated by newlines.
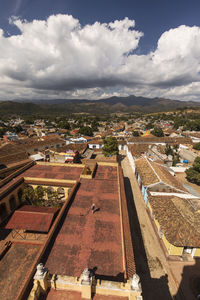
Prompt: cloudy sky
<box><xmin>0</xmin><ymin>0</ymin><xmax>200</xmax><ymax>101</ymax></box>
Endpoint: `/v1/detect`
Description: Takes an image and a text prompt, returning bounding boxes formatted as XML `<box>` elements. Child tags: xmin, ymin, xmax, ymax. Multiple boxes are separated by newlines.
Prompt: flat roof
<box><xmin>6</xmin><ymin>205</ymin><xmax>58</xmax><ymax>232</ymax></box>
<box><xmin>0</xmin><ymin>243</ymin><xmax>40</xmax><ymax>300</ymax></box>
<box><xmin>45</xmin><ymin>290</ymin><xmax>129</xmax><ymax>300</ymax></box>
<box><xmin>45</xmin><ymin>169</ymin><xmax>124</xmax><ymax>279</ymax></box>
<box><xmin>23</xmin><ymin>164</ymin><xmax>83</xmax><ymax>181</ymax></box>
<box><xmin>95</xmin><ymin>165</ymin><xmax>118</xmax><ymax>181</ymax></box>
<box><xmin>45</xmin><ymin>289</ymin><xmax>81</xmax><ymax>300</ymax></box>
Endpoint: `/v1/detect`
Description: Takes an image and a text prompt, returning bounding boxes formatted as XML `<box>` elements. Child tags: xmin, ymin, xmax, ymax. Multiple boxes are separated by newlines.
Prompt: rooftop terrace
<box><xmin>0</xmin><ymin>243</ymin><xmax>41</xmax><ymax>300</ymax></box>
<box><xmin>45</xmin><ymin>166</ymin><xmax>124</xmax><ymax>280</ymax></box>
<box><xmin>23</xmin><ymin>163</ymin><xmax>83</xmax><ymax>181</ymax></box>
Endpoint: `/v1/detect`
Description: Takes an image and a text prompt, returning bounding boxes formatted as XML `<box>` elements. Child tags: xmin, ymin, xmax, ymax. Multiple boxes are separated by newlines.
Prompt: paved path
<box><xmin>120</xmin><ymin>153</ymin><xmax>179</xmax><ymax>300</ymax></box>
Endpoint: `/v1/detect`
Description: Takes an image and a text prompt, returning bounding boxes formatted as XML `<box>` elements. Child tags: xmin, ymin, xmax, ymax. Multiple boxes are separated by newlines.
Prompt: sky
<box><xmin>0</xmin><ymin>0</ymin><xmax>200</xmax><ymax>101</ymax></box>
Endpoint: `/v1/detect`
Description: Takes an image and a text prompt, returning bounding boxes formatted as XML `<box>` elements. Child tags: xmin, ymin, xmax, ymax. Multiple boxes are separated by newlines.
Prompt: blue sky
<box><xmin>1</xmin><ymin>0</ymin><xmax>200</xmax><ymax>53</ymax></box>
<box><xmin>0</xmin><ymin>0</ymin><xmax>200</xmax><ymax>101</ymax></box>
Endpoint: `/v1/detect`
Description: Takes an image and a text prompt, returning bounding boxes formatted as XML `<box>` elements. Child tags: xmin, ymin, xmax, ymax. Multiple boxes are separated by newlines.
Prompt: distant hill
<box><xmin>0</xmin><ymin>95</ymin><xmax>199</xmax><ymax>117</ymax></box>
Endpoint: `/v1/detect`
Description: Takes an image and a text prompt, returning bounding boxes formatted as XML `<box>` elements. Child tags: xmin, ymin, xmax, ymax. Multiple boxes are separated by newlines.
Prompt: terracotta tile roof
<box><xmin>135</xmin><ymin>157</ymin><xmax>186</xmax><ymax>192</ymax></box>
<box><xmin>0</xmin><ymin>144</ymin><xmax>28</xmax><ymax>166</ymax></box>
<box><xmin>6</xmin><ymin>205</ymin><xmax>58</xmax><ymax>232</ymax></box>
<box><xmin>127</xmin><ymin>137</ymin><xmax>192</xmax><ymax>144</ymax></box>
<box><xmin>148</xmin><ymin>195</ymin><xmax>200</xmax><ymax>247</ymax></box>
<box><xmin>88</xmin><ymin>139</ymin><xmax>103</xmax><ymax>145</ymax></box>
<box><xmin>149</xmin><ymin>161</ymin><xmax>186</xmax><ymax>192</ymax></box>
<box><xmin>12</xmin><ymin>137</ymin><xmax>65</xmax><ymax>152</ymax></box>
<box><xmin>56</xmin><ymin>143</ymin><xmax>87</xmax><ymax>154</ymax></box>
<box><xmin>135</xmin><ymin>158</ymin><xmax>159</xmax><ymax>186</ymax></box>
<box><xmin>155</xmin><ymin>145</ymin><xmax>166</xmax><ymax>155</ymax></box>
<box><xmin>128</xmin><ymin>144</ymin><xmax>149</xmax><ymax>158</ymax></box>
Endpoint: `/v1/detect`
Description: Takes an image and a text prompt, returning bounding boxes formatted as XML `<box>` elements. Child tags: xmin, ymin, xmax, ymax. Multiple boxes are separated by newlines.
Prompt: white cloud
<box><xmin>0</xmin><ymin>14</ymin><xmax>200</xmax><ymax>101</ymax></box>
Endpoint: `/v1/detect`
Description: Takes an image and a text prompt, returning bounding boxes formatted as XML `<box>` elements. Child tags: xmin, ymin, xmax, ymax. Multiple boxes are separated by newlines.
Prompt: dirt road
<box><xmin>120</xmin><ymin>153</ymin><xmax>179</xmax><ymax>300</ymax></box>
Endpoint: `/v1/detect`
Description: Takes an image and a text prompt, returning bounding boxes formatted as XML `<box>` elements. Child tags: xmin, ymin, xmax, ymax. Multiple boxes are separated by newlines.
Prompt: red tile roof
<box><xmin>6</xmin><ymin>205</ymin><xmax>58</xmax><ymax>232</ymax></box>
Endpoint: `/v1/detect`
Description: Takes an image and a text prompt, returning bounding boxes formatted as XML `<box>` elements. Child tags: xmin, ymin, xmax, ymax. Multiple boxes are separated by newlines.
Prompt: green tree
<box><xmin>132</xmin><ymin>130</ymin><xmax>140</xmax><ymax>137</ymax></box>
<box><xmin>22</xmin><ymin>186</ymin><xmax>36</xmax><ymax>205</ymax></box>
<box><xmin>58</xmin><ymin>121</ymin><xmax>70</xmax><ymax>130</ymax></box>
<box><xmin>193</xmin><ymin>143</ymin><xmax>200</xmax><ymax>150</ymax></box>
<box><xmin>22</xmin><ymin>185</ymin><xmax>62</xmax><ymax>207</ymax></box>
<box><xmin>165</xmin><ymin>144</ymin><xmax>173</xmax><ymax>156</ymax></box>
<box><xmin>79</xmin><ymin>126</ymin><xmax>93</xmax><ymax>136</ymax></box>
<box><xmin>146</xmin><ymin>122</ymin><xmax>154</xmax><ymax>130</ymax></box>
<box><xmin>151</xmin><ymin>127</ymin><xmax>164</xmax><ymax>137</ymax></box>
<box><xmin>13</xmin><ymin>125</ymin><xmax>23</xmax><ymax>133</ymax></box>
<box><xmin>102</xmin><ymin>136</ymin><xmax>119</xmax><ymax>157</ymax></box>
<box><xmin>193</xmin><ymin>156</ymin><xmax>200</xmax><ymax>172</ymax></box>
<box><xmin>186</xmin><ymin>157</ymin><xmax>200</xmax><ymax>185</ymax></box>
<box><xmin>0</xmin><ymin>127</ymin><xmax>7</xmax><ymax>138</ymax></box>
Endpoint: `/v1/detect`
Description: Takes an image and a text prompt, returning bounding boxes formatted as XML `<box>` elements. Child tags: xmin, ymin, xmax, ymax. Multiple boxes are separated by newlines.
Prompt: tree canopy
<box><xmin>151</xmin><ymin>127</ymin><xmax>164</xmax><ymax>137</ymax></box>
<box><xmin>132</xmin><ymin>130</ymin><xmax>140</xmax><ymax>137</ymax></box>
<box><xmin>22</xmin><ymin>185</ymin><xmax>62</xmax><ymax>208</ymax></box>
<box><xmin>186</xmin><ymin>157</ymin><xmax>200</xmax><ymax>185</ymax></box>
<box><xmin>102</xmin><ymin>136</ymin><xmax>119</xmax><ymax>157</ymax></box>
<box><xmin>193</xmin><ymin>143</ymin><xmax>200</xmax><ymax>150</ymax></box>
<box><xmin>79</xmin><ymin>126</ymin><xmax>93</xmax><ymax>136</ymax></box>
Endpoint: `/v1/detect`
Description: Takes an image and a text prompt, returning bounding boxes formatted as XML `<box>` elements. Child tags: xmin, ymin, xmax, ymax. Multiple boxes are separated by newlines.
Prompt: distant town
<box><xmin>1</xmin><ymin>108</ymin><xmax>200</xmax><ymax>299</ymax></box>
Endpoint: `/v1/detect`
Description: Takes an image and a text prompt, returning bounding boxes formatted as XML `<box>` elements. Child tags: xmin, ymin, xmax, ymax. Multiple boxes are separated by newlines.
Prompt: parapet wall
<box><xmin>28</xmin><ymin>269</ymin><xmax>143</xmax><ymax>300</ymax></box>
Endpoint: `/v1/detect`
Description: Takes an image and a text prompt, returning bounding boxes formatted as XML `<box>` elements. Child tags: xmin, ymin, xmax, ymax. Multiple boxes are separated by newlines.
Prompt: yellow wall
<box><xmin>194</xmin><ymin>248</ymin><xmax>200</xmax><ymax>257</ymax></box>
<box><xmin>153</xmin><ymin>216</ymin><xmax>183</xmax><ymax>256</ymax></box>
<box><xmin>168</xmin><ymin>244</ymin><xmax>183</xmax><ymax>256</ymax></box>
<box><xmin>37</xmin><ymin>161</ymin><xmax>84</xmax><ymax>168</ymax></box>
<box><xmin>148</xmin><ymin>202</ymin><xmax>152</xmax><ymax>213</ymax></box>
<box><xmin>162</xmin><ymin>235</ymin><xmax>172</xmax><ymax>255</ymax></box>
<box><xmin>154</xmin><ymin>218</ymin><xmax>160</xmax><ymax>230</ymax></box>
<box><xmin>0</xmin><ymin>182</ymin><xmax>25</xmax><ymax>222</ymax></box>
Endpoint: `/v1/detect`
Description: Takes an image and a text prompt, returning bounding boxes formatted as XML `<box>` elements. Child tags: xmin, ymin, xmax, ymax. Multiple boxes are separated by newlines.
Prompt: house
<box><xmin>70</xmin><ymin>137</ymin><xmax>87</xmax><ymax>143</ymax></box>
<box><xmin>88</xmin><ymin>139</ymin><xmax>103</xmax><ymax>149</ymax></box>
<box><xmin>134</xmin><ymin>156</ymin><xmax>200</xmax><ymax>259</ymax></box>
<box><xmin>135</xmin><ymin>156</ymin><xmax>188</xmax><ymax>204</ymax></box>
<box><xmin>12</xmin><ymin>136</ymin><xmax>66</xmax><ymax>155</ymax></box>
<box><xmin>148</xmin><ymin>194</ymin><xmax>200</xmax><ymax>258</ymax></box>
<box><xmin>3</xmin><ymin>132</ymin><xmax>19</xmax><ymax>142</ymax></box>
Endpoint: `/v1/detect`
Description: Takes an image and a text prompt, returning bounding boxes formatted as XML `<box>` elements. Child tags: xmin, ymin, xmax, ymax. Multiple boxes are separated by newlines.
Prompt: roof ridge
<box><xmin>144</xmin><ymin>156</ymin><xmax>162</xmax><ymax>182</ymax></box>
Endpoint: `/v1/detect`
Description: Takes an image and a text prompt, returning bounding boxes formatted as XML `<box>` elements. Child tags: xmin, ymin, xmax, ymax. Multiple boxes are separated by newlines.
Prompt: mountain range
<box><xmin>0</xmin><ymin>95</ymin><xmax>199</xmax><ymax>116</ymax></box>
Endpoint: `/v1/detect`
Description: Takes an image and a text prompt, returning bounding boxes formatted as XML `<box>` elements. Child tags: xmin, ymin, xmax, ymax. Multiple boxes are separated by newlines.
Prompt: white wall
<box><xmin>126</xmin><ymin>146</ymin><xmax>135</xmax><ymax>173</ymax></box>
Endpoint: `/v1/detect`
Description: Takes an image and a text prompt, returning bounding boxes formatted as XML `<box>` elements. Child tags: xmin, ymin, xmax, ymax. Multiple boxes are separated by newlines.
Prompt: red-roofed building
<box><xmin>0</xmin><ymin>160</ymin><xmax>142</xmax><ymax>300</ymax></box>
<box><xmin>6</xmin><ymin>205</ymin><xmax>58</xmax><ymax>233</ymax></box>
